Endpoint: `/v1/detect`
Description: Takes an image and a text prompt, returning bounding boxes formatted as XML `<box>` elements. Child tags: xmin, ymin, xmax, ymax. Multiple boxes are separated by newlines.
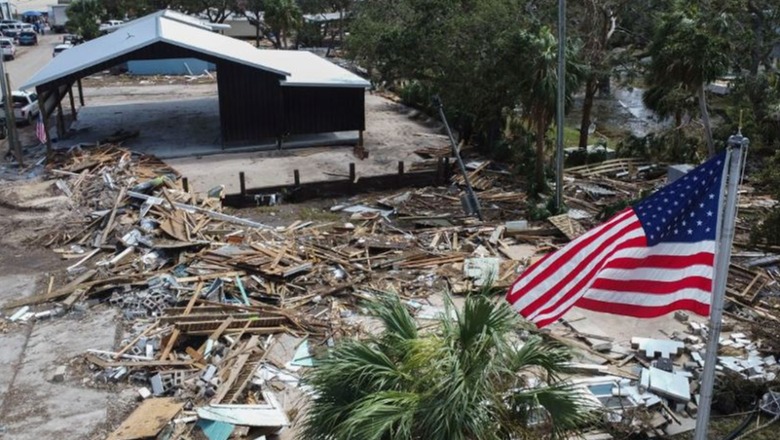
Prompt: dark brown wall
<box><xmin>282</xmin><ymin>86</ymin><xmax>365</xmax><ymax>136</ymax></box>
<box><xmin>216</xmin><ymin>61</ymin><xmax>284</xmax><ymax>144</ymax></box>
<box><xmin>37</xmin><ymin>41</ymin><xmax>366</xmax><ymax>146</ymax></box>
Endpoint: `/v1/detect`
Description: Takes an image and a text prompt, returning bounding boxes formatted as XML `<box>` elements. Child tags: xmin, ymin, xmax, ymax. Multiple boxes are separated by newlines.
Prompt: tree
<box><xmin>515</xmin><ymin>26</ymin><xmax>584</xmax><ymax>193</ymax></box>
<box><xmin>264</xmin><ymin>0</ymin><xmax>302</xmax><ymax>49</ymax></box>
<box><xmin>66</xmin><ymin>0</ymin><xmax>103</xmax><ymax>40</ymax></box>
<box><xmin>171</xmin><ymin>0</ymin><xmax>235</xmax><ymax>23</ymax></box>
<box><xmin>572</xmin><ymin>0</ymin><xmax>622</xmax><ymax>150</ymax></box>
<box><xmin>643</xmin><ymin>4</ymin><xmax>731</xmax><ymax>156</ymax></box>
<box><xmin>235</xmin><ymin>0</ymin><xmax>269</xmax><ymax>46</ymax></box>
<box><xmin>300</xmin><ymin>294</ymin><xmax>592</xmax><ymax>440</ymax></box>
<box><xmin>348</xmin><ymin>1</ymin><xmax>582</xmax><ymax>194</ymax></box>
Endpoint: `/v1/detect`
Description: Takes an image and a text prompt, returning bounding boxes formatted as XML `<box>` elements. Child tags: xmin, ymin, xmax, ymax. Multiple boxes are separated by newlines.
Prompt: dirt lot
<box><xmin>48</xmin><ymin>80</ymin><xmax>448</xmax><ymax>194</ymax></box>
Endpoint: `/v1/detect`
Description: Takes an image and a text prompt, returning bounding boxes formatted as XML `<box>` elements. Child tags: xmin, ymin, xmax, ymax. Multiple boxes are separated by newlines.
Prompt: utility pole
<box><xmin>433</xmin><ymin>95</ymin><xmax>483</xmax><ymax>221</ymax></box>
<box><xmin>0</xmin><ymin>54</ymin><xmax>22</xmax><ymax>166</ymax></box>
<box><xmin>555</xmin><ymin>0</ymin><xmax>566</xmax><ymax>211</ymax></box>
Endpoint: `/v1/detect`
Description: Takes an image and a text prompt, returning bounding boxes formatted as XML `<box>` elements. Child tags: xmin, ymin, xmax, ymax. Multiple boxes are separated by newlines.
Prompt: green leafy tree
<box><xmin>235</xmin><ymin>0</ymin><xmax>269</xmax><ymax>46</ymax></box>
<box><xmin>300</xmin><ymin>294</ymin><xmax>592</xmax><ymax>440</ymax></box>
<box><xmin>67</xmin><ymin>0</ymin><xmax>103</xmax><ymax>40</ymax></box>
<box><xmin>170</xmin><ymin>0</ymin><xmax>235</xmax><ymax>23</ymax></box>
<box><xmin>348</xmin><ymin>1</ymin><xmax>583</xmax><ymax>194</ymax></box>
<box><xmin>643</xmin><ymin>3</ymin><xmax>731</xmax><ymax>156</ymax></box>
<box><xmin>516</xmin><ymin>26</ymin><xmax>585</xmax><ymax>193</ymax></box>
<box><xmin>264</xmin><ymin>0</ymin><xmax>303</xmax><ymax>48</ymax></box>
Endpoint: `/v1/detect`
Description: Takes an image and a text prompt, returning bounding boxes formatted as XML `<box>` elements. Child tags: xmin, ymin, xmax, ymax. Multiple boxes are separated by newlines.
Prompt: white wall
<box><xmin>0</xmin><ymin>1</ymin><xmax>12</xmax><ymax>20</ymax></box>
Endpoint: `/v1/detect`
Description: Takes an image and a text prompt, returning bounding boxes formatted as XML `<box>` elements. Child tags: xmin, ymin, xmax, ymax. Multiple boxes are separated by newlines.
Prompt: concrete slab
<box><xmin>0</xmin><ymin>274</ymin><xmax>42</xmax><ymax>310</ymax></box>
<box><xmin>561</xmin><ymin>308</ymin><xmax>692</xmax><ymax>347</ymax></box>
<box><xmin>0</xmin><ymin>308</ymin><xmax>119</xmax><ymax>440</ymax></box>
<box><xmin>55</xmin><ymin>84</ymin><xmax>443</xmax><ymax>194</ymax></box>
<box><xmin>631</xmin><ymin>337</ymin><xmax>684</xmax><ymax>359</ymax></box>
<box><xmin>0</xmin><ymin>331</ymin><xmax>29</xmax><ymax>395</ymax></box>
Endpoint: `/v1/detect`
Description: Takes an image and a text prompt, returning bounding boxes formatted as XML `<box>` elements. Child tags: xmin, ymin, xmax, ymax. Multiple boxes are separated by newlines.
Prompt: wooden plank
<box><xmin>160</xmin><ymin>282</ymin><xmax>203</xmax><ymax>360</ymax></box>
<box><xmin>85</xmin><ymin>353</ymin><xmax>193</xmax><ymax>369</ymax></box>
<box><xmin>175</xmin><ymin>271</ymin><xmax>245</xmax><ymax>284</ymax></box>
<box><xmin>100</xmin><ymin>188</ymin><xmax>126</xmax><ymax>246</ymax></box>
<box><xmin>4</xmin><ymin>269</ymin><xmax>97</xmax><ymax>309</ymax></box>
<box><xmin>106</xmin><ymin>398</ymin><xmax>183</xmax><ymax>440</ymax></box>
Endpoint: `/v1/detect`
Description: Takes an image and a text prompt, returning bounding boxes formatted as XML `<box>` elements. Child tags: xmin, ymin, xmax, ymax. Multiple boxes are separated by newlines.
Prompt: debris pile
<box><xmin>2</xmin><ymin>145</ymin><xmax>780</xmax><ymax>439</ymax></box>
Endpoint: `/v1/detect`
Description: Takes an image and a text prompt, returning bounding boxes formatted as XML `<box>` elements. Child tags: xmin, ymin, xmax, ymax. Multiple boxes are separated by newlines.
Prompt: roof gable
<box><xmin>22</xmin><ymin>9</ymin><xmax>368</xmax><ymax>91</ymax></box>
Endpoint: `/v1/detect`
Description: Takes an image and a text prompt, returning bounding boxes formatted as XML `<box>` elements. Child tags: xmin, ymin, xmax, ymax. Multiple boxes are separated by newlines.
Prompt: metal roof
<box><xmin>259</xmin><ymin>51</ymin><xmax>369</xmax><ymax>88</ymax></box>
<box><xmin>21</xmin><ymin>9</ymin><xmax>369</xmax><ymax>90</ymax></box>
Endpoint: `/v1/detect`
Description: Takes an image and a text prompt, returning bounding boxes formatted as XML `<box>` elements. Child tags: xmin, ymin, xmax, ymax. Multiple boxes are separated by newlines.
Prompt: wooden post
<box><xmin>358</xmin><ymin>130</ymin><xmax>364</xmax><ymax>147</ymax></box>
<box><xmin>182</xmin><ymin>177</ymin><xmax>189</xmax><ymax>193</ymax></box>
<box><xmin>349</xmin><ymin>163</ymin><xmax>356</xmax><ymax>193</ymax></box>
<box><xmin>239</xmin><ymin>172</ymin><xmax>246</xmax><ymax>195</ymax></box>
<box><xmin>444</xmin><ymin>157</ymin><xmax>451</xmax><ymax>180</ymax></box>
<box><xmin>4</xmin><ymin>73</ymin><xmax>22</xmax><ymax>166</ymax></box>
<box><xmin>56</xmin><ymin>101</ymin><xmax>65</xmax><ymax>139</ymax></box>
<box><xmin>77</xmin><ymin>79</ymin><xmax>84</xmax><ymax>106</ymax></box>
<box><xmin>41</xmin><ymin>101</ymin><xmax>53</xmax><ymax>160</ymax></box>
<box><xmin>436</xmin><ymin>157</ymin><xmax>444</xmax><ymax>185</ymax></box>
<box><xmin>293</xmin><ymin>169</ymin><xmax>300</xmax><ymax>186</ymax></box>
<box><xmin>68</xmin><ymin>85</ymin><xmax>77</xmax><ymax>121</ymax></box>
<box><xmin>397</xmin><ymin>161</ymin><xmax>404</xmax><ymax>186</ymax></box>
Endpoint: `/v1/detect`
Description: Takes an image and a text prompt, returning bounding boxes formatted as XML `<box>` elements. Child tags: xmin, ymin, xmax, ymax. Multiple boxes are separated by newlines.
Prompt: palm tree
<box><xmin>516</xmin><ymin>27</ymin><xmax>584</xmax><ymax>194</ymax></box>
<box><xmin>299</xmin><ymin>294</ymin><xmax>592</xmax><ymax>440</ymax></box>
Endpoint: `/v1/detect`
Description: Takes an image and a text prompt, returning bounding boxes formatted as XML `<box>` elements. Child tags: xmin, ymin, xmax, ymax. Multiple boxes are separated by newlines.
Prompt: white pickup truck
<box><xmin>0</xmin><ymin>90</ymin><xmax>40</xmax><ymax>125</ymax></box>
<box><xmin>99</xmin><ymin>20</ymin><xmax>124</xmax><ymax>33</ymax></box>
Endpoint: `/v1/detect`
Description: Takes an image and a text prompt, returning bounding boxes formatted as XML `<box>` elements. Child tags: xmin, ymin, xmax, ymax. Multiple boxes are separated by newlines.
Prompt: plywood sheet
<box><xmin>107</xmin><ymin>398</ymin><xmax>184</xmax><ymax>440</ymax></box>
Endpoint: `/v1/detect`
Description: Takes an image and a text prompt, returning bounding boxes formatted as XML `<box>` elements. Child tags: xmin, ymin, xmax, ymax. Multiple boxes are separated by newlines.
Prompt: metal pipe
<box><xmin>693</xmin><ymin>135</ymin><xmax>748</xmax><ymax>440</ymax></box>
<box><xmin>433</xmin><ymin>95</ymin><xmax>483</xmax><ymax>220</ymax></box>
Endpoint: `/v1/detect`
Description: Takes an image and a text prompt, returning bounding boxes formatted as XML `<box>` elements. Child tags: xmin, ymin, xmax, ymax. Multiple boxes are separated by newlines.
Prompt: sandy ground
<box><xmin>56</xmin><ymin>82</ymin><xmax>447</xmax><ymax>194</ymax></box>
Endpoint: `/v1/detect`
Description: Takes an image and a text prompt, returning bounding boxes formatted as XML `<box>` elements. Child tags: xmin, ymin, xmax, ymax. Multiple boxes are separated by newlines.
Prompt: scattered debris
<box><xmin>1</xmin><ymin>144</ymin><xmax>778</xmax><ymax>439</ymax></box>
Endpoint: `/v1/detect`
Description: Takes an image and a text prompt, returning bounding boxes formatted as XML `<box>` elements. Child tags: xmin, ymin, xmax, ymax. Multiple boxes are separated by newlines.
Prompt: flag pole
<box><xmin>693</xmin><ymin>134</ymin><xmax>748</xmax><ymax>440</ymax></box>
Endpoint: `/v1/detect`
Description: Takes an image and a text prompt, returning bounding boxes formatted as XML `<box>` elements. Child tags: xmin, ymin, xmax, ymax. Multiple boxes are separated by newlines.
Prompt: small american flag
<box><xmin>506</xmin><ymin>151</ymin><xmax>727</xmax><ymax>328</ymax></box>
<box><xmin>36</xmin><ymin>113</ymin><xmax>47</xmax><ymax>144</ymax></box>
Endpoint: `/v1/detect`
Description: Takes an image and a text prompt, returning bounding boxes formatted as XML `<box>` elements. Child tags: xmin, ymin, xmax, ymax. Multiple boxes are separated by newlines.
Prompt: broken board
<box><xmin>547</xmin><ymin>214</ymin><xmax>587</xmax><ymax>241</ymax></box>
<box><xmin>107</xmin><ymin>397</ymin><xmax>184</xmax><ymax>440</ymax></box>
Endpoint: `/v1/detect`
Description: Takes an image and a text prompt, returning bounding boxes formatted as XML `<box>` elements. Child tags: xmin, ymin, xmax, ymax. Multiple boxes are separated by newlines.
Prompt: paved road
<box><xmin>3</xmin><ymin>32</ymin><xmax>61</xmax><ymax>89</ymax></box>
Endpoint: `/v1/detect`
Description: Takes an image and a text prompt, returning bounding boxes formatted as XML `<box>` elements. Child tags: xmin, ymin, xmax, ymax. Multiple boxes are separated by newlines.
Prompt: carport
<box><xmin>20</xmin><ymin>10</ymin><xmax>369</xmax><ymax>156</ymax></box>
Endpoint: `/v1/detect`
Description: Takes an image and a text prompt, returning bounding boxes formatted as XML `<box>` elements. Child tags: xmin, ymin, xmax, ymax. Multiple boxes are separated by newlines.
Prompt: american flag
<box><xmin>506</xmin><ymin>152</ymin><xmax>727</xmax><ymax>328</ymax></box>
<box><xmin>36</xmin><ymin>113</ymin><xmax>47</xmax><ymax>144</ymax></box>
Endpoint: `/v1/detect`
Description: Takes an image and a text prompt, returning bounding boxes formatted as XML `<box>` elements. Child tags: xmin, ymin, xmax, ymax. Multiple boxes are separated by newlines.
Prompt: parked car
<box><xmin>0</xmin><ymin>37</ymin><xmax>15</xmax><ymax>60</ymax></box>
<box><xmin>17</xmin><ymin>31</ymin><xmax>37</xmax><ymax>46</ymax></box>
<box><xmin>0</xmin><ymin>90</ymin><xmax>40</xmax><ymax>125</ymax></box>
<box><xmin>99</xmin><ymin>19</ymin><xmax>124</xmax><ymax>33</ymax></box>
<box><xmin>0</xmin><ymin>23</ymin><xmax>22</xmax><ymax>40</ymax></box>
<box><xmin>53</xmin><ymin>43</ymin><xmax>73</xmax><ymax>57</ymax></box>
<box><xmin>62</xmin><ymin>34</ymin><xmax>83</xmax><ymax>45</ymax></box>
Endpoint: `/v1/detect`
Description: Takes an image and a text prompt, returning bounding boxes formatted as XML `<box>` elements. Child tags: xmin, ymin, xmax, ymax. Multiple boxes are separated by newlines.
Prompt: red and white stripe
<box><xmin>506</xmin><ymin>209</ymin><xmax>715</xmax><ymax>328</ymax></box>
<box><xmin>36</xmin><ymin>115</ymin><xmax>47</xmax><ymax>144</ymax></box>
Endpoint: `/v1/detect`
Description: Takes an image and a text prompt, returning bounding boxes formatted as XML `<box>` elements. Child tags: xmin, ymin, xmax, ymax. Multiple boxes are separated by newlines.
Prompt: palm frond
<box><xmin>336</xmin><ymin>391</ymin><xmax>419</xmax><ymax>440</ymax></box>
<box><xmin>368</xmin><ymin>292</ymin><xmax>419</xmax><ymax>342</ymax></box>
<box><xmin>509</xmin><ymin>336</ymin><xmax>573</xmax><ymax>380</ymax></box>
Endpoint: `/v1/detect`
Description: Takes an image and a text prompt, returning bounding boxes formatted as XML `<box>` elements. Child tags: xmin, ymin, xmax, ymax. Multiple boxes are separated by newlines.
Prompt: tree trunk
<box><xmin>255</xmin><ymin>20</ymin><xmax>261</xmax><ymax>47</ymax></box>
<box><xmin>578</xmin><ymin>76</ymin><xmax>597</xmax><ymax>150</ymax></box>
<box><xmin>698</xmin><ymin>84</ymin><xmax>715</xmax><ymax>157</ymax></box>
<box><xmin>534</xmin><ymin>116</ymin><xmax>547</xmax><ymax>193</ymax></box>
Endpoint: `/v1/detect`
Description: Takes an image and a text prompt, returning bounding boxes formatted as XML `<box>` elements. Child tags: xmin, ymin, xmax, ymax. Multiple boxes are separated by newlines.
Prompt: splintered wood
<box><xmin>9</xmin><ymin>144</ymin><xmax>778</xmax><ymax>440</ymax></box>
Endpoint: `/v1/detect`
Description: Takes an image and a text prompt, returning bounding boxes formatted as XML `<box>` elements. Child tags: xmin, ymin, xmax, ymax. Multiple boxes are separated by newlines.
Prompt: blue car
<box><xmin>17</xmin><ymin>31</ymin><xmax>37</xmax><ymax>46</ymax></box>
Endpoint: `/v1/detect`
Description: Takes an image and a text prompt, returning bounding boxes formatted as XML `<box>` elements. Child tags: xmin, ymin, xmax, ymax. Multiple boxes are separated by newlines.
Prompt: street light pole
<box><xmin>555</xmin><ymin>0</ymin><xmax>566</xmax><ymax>211</ymax></box>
